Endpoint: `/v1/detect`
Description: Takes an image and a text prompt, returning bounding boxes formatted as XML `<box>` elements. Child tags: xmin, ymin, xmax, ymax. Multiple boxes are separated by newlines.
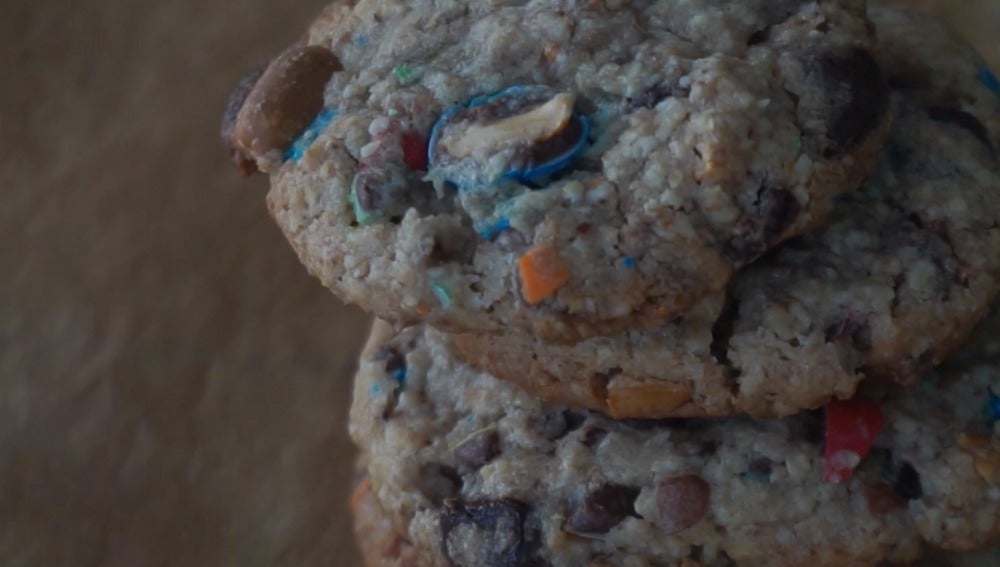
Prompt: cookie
<box><xmin>350</xmin><ymin>474</ymin><xmax>1000</xmax><ymax>567</ymax></box>
<box><xmin>455</xmin><ymin>2</ymin><xmax>1000</xmax><ymax>418</ymax></box>
<box><xmin>349</xmin><ymin>318</ymin><xmax>1000</xmax><ymax>567</ymax></box>
<box><xmin>248</xmin><ymin>0</ymin><xmax>890</xmax><ymax>342</ymax></box>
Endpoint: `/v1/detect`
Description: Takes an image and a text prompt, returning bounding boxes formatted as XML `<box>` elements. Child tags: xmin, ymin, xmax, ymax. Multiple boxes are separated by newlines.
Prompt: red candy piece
<box><xmin>401</xmin><ymin>132</ymin><xmax>428</xmax><ymax>171</ymax></box>
<box><xmin>823</xmin><ymin>396</ymin><xmax>883</xmax><ymax>483</ymax></box>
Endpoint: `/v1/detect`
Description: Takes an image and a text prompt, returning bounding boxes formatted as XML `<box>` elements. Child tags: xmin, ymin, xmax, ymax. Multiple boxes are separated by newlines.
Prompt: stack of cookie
<box><xmin>224</xmin><ymin>1</ymin><xmax>1000</xmax><ymax>564</ymax></box>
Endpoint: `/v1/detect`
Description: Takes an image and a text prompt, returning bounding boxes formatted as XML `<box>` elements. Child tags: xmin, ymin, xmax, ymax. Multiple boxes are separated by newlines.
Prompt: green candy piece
<box><xmin>430</xmin><ymin>280</ymin><xmax>453</xmax><ymax>308</ymax></box>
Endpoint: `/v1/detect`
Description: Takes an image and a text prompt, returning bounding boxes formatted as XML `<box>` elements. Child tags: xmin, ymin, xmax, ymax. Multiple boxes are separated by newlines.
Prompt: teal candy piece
<box><xmin>284</xmin><ymin>108</ymin><xmax>338</xmax><ymax>161</ymax></box>
<box><xmin>479</xmin><ymin>218</ymin><xmax>511</xmax><ymax>239</ymax></box>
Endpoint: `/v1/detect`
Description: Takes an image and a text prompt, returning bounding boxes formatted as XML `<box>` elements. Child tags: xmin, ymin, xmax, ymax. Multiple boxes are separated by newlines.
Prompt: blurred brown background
<box><xmin>0</xmin><ymin>2</ymin><xmax>997</xmax><ymax>566</ymax></box>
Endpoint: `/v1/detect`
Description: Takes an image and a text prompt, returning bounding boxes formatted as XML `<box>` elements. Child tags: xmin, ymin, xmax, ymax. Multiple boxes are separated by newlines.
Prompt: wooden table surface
<box><xmin>1</xmin><ymin>2</ymin><xmax>996</xmax><ymax>566</ymax></box>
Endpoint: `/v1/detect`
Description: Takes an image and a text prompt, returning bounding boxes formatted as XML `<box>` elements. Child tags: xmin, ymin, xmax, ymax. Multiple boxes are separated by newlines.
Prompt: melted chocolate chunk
<box><xmin>454</xmin><ymin>428</ymin><xmax>501</xmax><ymax>471</ymax></box>
<box><xmin>565</xmin><ymin>483</ymin><xmax>641</xmax><ymax>536</ymax></box>
<box><xmin>440</xmin><ymin>498</ymin><xmax>530</xmax><ymax>567</ymax></box>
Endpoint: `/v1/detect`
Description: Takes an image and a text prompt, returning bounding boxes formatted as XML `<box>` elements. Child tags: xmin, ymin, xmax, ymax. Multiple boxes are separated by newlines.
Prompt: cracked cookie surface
<box><xmin>350</xmin><ymin>315</ymin><xmax>1000</xmax><ymax>567</ymax></box>
<box><xmin>455</xmin><ymin>3</ymin><xmax>1000</xmax><ymax>417</ymax></box>
<box><xmin>260</xmin><ymin>0</ymin><xmax>888</xmax><ymax>341</ymax></box>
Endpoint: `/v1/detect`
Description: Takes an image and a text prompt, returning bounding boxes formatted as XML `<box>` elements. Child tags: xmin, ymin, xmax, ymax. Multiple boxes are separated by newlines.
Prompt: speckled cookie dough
<box><xmin>242</xmin><ymin>0</ymin><xmax>890</xmax><ymax>342</ymax></box>
<box><xmin>455</xmin><ymin>3</ymin><xmax>1000</xmax><ymax>418</ymax></box>
<box><xmin>350</xmin><ymin>316</ymin><xmax>1000</xmax><ymax>567</ymax></box>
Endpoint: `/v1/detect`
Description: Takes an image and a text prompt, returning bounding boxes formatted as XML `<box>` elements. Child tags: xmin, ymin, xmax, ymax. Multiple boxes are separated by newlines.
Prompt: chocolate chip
<box><xmin>741</xmin><ymin>457</ymin><xmax>772</xmax><ymax>482</ymax></box>
<box><xmin>893</xmin><ymin>462</ymin><xmax>923</xmax><ymax>501</ymax></box>
<box><xmin>824</xmin><ymin>315</ymin><xmax>872</xmax><ymax>353</ymax></box>
<box><xmin>453</xmin><ymin>428</ymin><xmax>500</xmax><ymax>471</ymax></box>
<box><xmin>440</xmin><ymin>498</ymin><xmax>530</xmax><ymax>567</ymax></box>
<box><xmin>760</xmin><ymin>187</ymin><xmax>801</xmax><ymax>244</ymax></box>
<box><xmin>655</xmin><ymin>475</ymin><xmax>710</xmax><ymax>535</ymax></box>
<box><xmin>626</xmin><ymin>84</ymin><xmax>677</xmax><ymax>111</ymax></box>
<box><xmin>415</xmin><ymin>464</ymin><xmax>462</xmax><ymax>505</ymax></box>
<box><xmin>530</xmin><ymin>411</ymin><xmax>572</xmax><ymax>441</ymax></box>
<box><xmin>580</xmin><ymin>426</ymin><xmax>608</xmax><ymax>448</ymax></box>
<box><xmin>709</xmin><ymin>299</ymin><xmax>740</xmax><ymax>368</ymax></box>
<box><xmin>231</xmin><ymin>45</ymin><xmax>342</xmax><ymax>171</ymax></box>
<box><xmin>372</xmin><ymin>346</ymin><xmax>406</xmax><ymax>384</ymax></box>
<box><xmin>804</xmin><ymin>49</ymin><xmax>889</xmax><ymax>155</ymax></box>
<box><xmin>927</xmin><ymin>106</ymin><xmax>994</xmax><ymax>150</ymax></box>
<box><xmin>800</xmin><ymin>409</ymin><xmax>825</xmax><ymax>445</ymax></box>
<box><xmin>565</xmin><ymin>483</ymin><xmax>641</xmax><ymax>536</ymax></box>
<box><xmin>746</xmin><ymin>28</ymin><xmax>769</xmax><ymax>47</ymax></box>
<box><xmin>563</xmin><ymin>410</ymin><xmax>587</xmax><ymax>432</ymax></box>
<box><xmin>221</xmin><ymin>67</ymin><xmax>265</xmax><ymax>175</ymax></box>
<box><xmin>874</xmin><ymin>449</ymin><xmax>923</xmax><ymax>502</ymax></box>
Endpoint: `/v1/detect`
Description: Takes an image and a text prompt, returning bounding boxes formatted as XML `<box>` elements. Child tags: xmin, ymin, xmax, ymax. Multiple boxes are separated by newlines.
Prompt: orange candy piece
<box><xmin>517</xmin><ymin>244</ymin><xmax>571</xmax><ymax>304</ymax></box>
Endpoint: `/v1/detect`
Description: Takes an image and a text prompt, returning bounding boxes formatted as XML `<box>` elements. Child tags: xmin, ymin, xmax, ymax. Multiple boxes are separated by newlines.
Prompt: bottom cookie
<box><xmin>350</xmin><ymin>313</ymin><xmax>1000</xmax><ymax>567</ymax></box>
<box><xmin>350</xmin><ymin>470</ymin><xmax>1000</xmax><ymax>567</ymax></box>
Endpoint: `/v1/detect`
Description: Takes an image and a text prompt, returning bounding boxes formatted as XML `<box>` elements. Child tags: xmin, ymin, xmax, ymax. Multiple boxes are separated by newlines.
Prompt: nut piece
<box><xmin>655</xmin><ymin>475</ymin><xmax>710</xmax><ymax>535</ymax></box>
<box><xmin>232</xmin><ymin>45</ymin><xmax>342</xmax><ymax>172</ymax></box>
<box><xmin>444</xmin><ymin>92</ymin><xmax>575</xmax><ymax>158</ymax></box>
<box><xmin>221</xmin><ymin>67</ymin><xmax>265</xmax><ymax>175</ymax></box>
<box><xmin>958</xmin><ymin>432</ymin><xmax>1000</xmax><ymax>483</ymax></box>
<box><xmin>605</xmin><ymin>378</ymin><xmax>693</xmax><ymax>419</ymax></box>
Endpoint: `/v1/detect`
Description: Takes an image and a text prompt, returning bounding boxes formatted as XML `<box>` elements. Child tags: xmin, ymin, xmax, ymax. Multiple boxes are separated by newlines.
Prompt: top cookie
<box><xmin>248</xmin><ymin>0</ymin><xmax>889</xmax><ymax>341</ymax></box>
<box><xmin>456</xmin><ymin>3</ymin><xmax>1000</xmax><ymax>418</ymax></box>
